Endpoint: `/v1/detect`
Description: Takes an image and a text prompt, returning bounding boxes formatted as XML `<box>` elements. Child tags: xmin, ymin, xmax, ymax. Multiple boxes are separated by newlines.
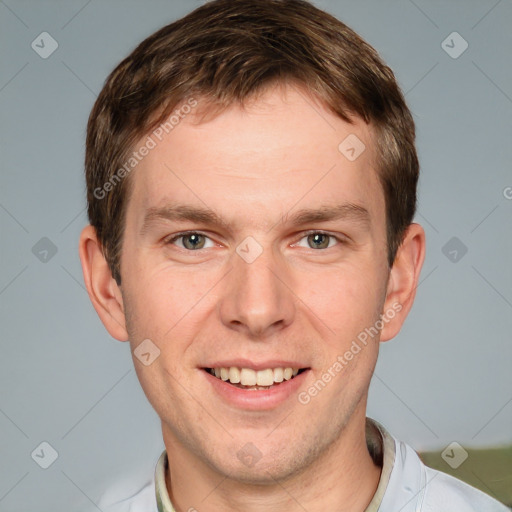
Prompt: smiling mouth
<box><xmin>203</xmin><ymin>366</ymin><xmax>309</xmax><ymax>390</ymax></box>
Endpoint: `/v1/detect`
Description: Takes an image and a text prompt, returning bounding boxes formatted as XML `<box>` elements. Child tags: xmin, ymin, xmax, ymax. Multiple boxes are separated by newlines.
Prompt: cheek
<box><xmin>121</xmin><ymin>261</ymin><xmax>221</xmax><ymax>381</ymax></box>
<box><xmin>299</xmin><ymin>263</ymin><xmax>385</xmax><ymax>335</ymax></box>
<box><xmin>122</xmin><ymin>258</ymin><xmax>201</xmax><ymax>335</ymax></box>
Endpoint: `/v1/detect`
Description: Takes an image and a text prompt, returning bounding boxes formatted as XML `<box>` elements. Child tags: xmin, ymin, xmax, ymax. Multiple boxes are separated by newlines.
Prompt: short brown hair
<box><xmin>85</xmin><ymin>0</ymin><xmax>418</xmax><ymax>284</ymax></box>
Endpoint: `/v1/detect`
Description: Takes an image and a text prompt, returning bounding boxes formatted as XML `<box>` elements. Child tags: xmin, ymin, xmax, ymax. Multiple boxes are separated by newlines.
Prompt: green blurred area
<box><xmin>419</xmin><ymin>445</ymin><xmax>512</xmax><ymax>508</ymax></box>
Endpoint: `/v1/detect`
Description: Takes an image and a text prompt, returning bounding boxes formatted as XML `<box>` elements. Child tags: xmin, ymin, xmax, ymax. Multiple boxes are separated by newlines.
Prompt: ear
<box><xmin>380</xmin><ymin>223</ymin><xmax>426</xmax><ymax>342</ymax></box>
<box><xmin>79</xmin><ymin>225</ymin><xmax>129</xmax><ymax>341</ymax></box>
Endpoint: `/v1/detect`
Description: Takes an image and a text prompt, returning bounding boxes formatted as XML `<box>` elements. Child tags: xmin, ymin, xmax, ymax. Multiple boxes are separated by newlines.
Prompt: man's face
<box><xmin>119</xmin><ymin>85</ymin><xmax>391</xmax><ymax>481</ymax></box>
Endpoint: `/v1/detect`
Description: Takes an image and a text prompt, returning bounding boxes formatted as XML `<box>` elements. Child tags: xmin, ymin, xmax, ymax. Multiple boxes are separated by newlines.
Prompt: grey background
<box><xmin>0</xmin><ymin>0</ymin><xmax>511</xmax><ymax>510</ymax></box>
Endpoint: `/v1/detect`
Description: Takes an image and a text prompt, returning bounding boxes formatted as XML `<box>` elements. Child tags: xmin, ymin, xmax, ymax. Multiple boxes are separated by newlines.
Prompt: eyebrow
<box><xmin>282</xmin><ymin>203</ymin><xmax>370</xmax><ymax>228</ymax></box>
<box><xmin>140</xmin><ymin>201</ymin><xmax>370</xmax><ymax>236</ymax></box>
<box><xmin>140</xmin><ymin>204</ymin><xmax>231</xmax><ymax>236</ymax></box>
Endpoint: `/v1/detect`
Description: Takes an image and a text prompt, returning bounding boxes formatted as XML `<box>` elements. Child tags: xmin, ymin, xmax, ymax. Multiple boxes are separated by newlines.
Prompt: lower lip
<box><xmin>202</xmin><ymin>369</ymin><xmax>309</xmax><ymax>410</ymax></box>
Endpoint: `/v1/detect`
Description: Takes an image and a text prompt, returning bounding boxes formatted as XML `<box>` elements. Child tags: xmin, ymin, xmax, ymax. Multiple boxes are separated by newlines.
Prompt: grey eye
<box><xmin>307</xmin><ymin>233</ymin><xmax>331</xmax><ymax>249</ymax></box>
<box><xmin>180</xmin><ymin>233</ymin><xmax>206</xmax><ymax>250</ymax></box>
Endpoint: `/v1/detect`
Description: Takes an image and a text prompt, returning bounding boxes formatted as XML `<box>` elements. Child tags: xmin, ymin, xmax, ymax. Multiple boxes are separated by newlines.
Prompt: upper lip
<box><xmin>202</xmin><ymin>359</ymin><xmax>310</xmax><ymax>371</ymax></box>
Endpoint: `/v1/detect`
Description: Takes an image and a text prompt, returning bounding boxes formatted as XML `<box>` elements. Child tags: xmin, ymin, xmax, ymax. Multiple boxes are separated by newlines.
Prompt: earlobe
<box><xmin>380</xmin><ymin>223</ymin><xmax>426</xmax><ymax>342</ymax></box>
<box><xmin>78</xmin><ymin>225</ymin><xmax>129</xmax><ymax>341</ymax></box>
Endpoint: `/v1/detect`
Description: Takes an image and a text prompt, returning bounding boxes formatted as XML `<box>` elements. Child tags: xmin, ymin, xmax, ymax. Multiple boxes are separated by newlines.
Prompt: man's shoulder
<box><xmin>97</xmin><ymin>450</ymin><xmax>167</xmax><ymax>512</ymax></box>
<box><xmin>97</xmin><ymin>477</ymin><xmax>157</xmax><ymax>512</ymax></box>
<box><xmin>421</xmin><ymin>464</ymin><xmax>510</xmax><ymax>512</ymax></box>
<box><xmin>378</xmin><ymin>426</ymin><xmax>510</xmax><ymax>512</ymax></box>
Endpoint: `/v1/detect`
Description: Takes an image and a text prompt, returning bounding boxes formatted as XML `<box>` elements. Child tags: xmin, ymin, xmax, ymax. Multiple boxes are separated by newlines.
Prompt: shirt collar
<box><xmin>155</xmin><ymin>417</ymin><xmax>395</xmax><ymax>512</ymax></box>
<box><xmin>364</xmin><ymin>417</ymin><xmax>396</xmax><ymax>511</ymax></box>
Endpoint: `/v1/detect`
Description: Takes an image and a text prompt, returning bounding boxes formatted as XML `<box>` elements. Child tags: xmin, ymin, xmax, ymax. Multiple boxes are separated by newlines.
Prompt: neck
<box><xmin>163</xmin><ymin>406</ymin><xmax>381</xmax><ymax>512</ymax></box>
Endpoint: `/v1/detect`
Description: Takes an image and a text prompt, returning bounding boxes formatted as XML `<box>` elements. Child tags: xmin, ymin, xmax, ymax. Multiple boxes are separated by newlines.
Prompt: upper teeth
<box><xmin>211</xmin><ymin>367</ymin><xmax>300</xmax><ymax>386</ymax></box>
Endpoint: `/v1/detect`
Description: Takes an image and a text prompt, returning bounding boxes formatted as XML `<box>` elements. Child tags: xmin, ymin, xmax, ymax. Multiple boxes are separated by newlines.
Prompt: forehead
<box><xmin>127</xmin><ymin>85</ymin><xmax>384</xmax><ymax>229</ymax></box>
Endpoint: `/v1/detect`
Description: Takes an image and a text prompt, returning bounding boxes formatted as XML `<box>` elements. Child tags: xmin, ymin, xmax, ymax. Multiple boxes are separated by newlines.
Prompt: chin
<box><xmin>206</xmin><ymin>440</ymin><xmax>310</xmax><ymax>485</ymax></box>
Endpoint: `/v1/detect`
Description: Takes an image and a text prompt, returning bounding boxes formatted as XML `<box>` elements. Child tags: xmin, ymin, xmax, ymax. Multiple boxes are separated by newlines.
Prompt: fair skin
<box><xmin>80</xmin><ymin>84</ymin><xmax>425</xmax><ymax>512</ymax></box>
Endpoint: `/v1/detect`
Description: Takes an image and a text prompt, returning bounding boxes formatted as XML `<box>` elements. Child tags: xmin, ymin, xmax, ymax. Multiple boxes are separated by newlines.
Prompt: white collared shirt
<box><xmin>99</xmin><ymin>418</ymin><xmax>510</xmax><ymax>511</ymax></box>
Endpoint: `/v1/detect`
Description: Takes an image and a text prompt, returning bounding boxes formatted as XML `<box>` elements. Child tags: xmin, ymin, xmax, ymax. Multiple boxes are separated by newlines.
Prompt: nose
<box><xmin>219</xmin><ymin>244</ymin><xmax>296</xmax><ymax>339</ymax></box>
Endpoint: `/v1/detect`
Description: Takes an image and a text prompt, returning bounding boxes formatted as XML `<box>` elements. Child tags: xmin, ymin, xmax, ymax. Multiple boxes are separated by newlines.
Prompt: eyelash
<box><xmin>164</xmin><ymin>230</ymin><xmax>345</xmax><ymax>250</ymax></box>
